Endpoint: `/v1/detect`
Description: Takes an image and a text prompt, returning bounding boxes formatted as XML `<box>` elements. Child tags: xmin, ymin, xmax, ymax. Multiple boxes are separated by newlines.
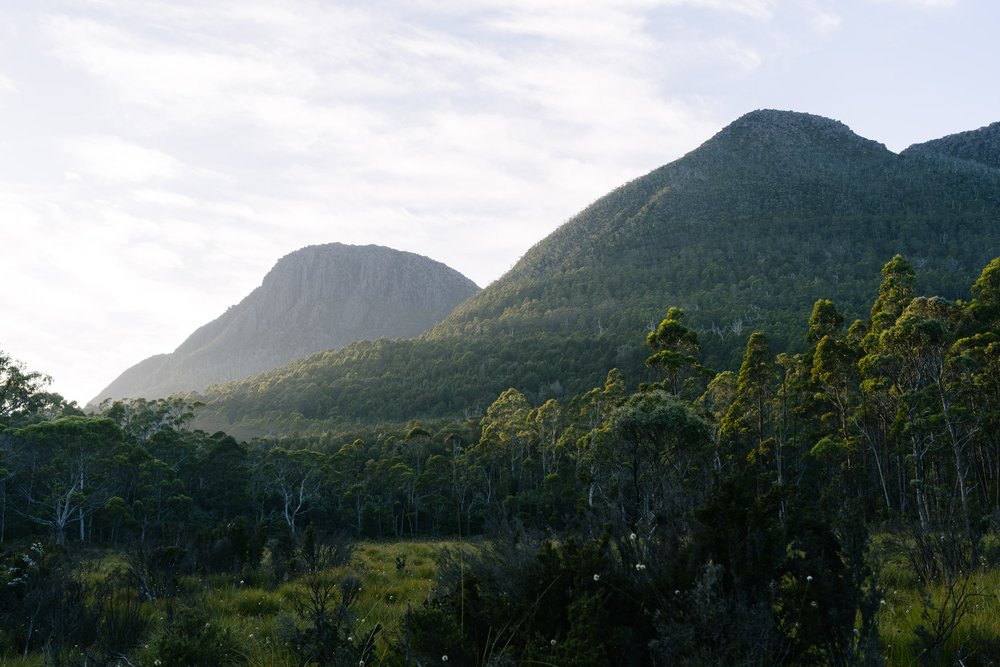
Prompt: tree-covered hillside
<box><xmin>437</xmin><ymin>110</ymin><xmax>998</xmax><ymax>353</ymax></box>
<box><xmin>195</xmin><ymin>110</ymin><xmax>1000</xmax><ymax>437</ymax></box>
<box><xmin>903</xmin><ymin>120</ymin><xmax>1000</xmax><ymax>170</ymax></box>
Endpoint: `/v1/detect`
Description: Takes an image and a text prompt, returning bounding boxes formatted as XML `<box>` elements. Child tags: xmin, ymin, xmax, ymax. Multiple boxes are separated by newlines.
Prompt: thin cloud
<box><xmin>63</xmin><ymin>135</ymin><xmax>183</xmax><ymax>184</ymax></box>
<box><xmin>810</xmin><ymin>9</ymin><xmax>842</xmax><ymax>34</ymax></box>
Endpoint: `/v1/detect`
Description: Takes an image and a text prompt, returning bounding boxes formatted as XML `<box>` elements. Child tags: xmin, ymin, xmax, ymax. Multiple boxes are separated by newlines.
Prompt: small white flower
<box><xmin>635</xmin><ymin>563</ymin><xmax>646</xmax><ymax>571</ymax></box>
<box><xmin>442</xmin><ymin>656</ymin><xmax>449</xmax><ymax>662</ymax></box>
<box><xmin>674</xmin><ymin>589</ymin><xmax>680</xmax><ymax>595</ymax></box>
<box><xmin>550</xmin><ymin>639</ymin><xmax>557</xmax><ymax>646</ymax></box>
<box><xmin>629</xmin><ymin>532</ymin><xmax>637</xmax><ymax>541</ymax></box>
<box><xmin>593</xmin><ymin>574</ymin><xmax>600</xmax><ymax>582</ymax></box>
<box><xmin>806</xmin><ymin>575</ymin><xmax>813</xmax><ymax>582</ymax></box>
<box><xmin>810</xmin><ymin>601</ymin><xmax>818</xmax><ymax>608</ymax></box>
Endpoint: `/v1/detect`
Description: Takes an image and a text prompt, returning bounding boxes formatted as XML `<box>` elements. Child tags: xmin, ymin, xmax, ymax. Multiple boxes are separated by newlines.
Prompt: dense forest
<box><xmin>191</xmin><ymin>111</ymin><xmax>1000</xmax><ymax>439</ymax></box>
<box><xmin>2</xmin><ymin>254</ymin><xmax>1000</xmax><ymax>664</ymax></box>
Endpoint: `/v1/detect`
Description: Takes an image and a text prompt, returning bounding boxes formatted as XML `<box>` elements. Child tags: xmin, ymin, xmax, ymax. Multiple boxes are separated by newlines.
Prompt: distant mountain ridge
<box><xmin>195</xmin><ymin>110</ymin><xmax>1000</xmax><ymax>437</ymax></box>
<box><xmin>91</xmin><ymin>243</ymin><xmax>480</xmax><ymax>404</ymax></box>
<box><xmin>903</xmin><ymin>121</ymin><xmax>1000</xmax><ymax>170</ymax></box>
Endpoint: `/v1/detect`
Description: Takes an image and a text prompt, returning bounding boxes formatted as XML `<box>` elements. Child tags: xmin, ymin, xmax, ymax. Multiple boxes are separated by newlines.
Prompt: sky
<box><xmin>2</xmin><ymin>0</ymin><xmax>998</xmax><ymax>406</ymax></box>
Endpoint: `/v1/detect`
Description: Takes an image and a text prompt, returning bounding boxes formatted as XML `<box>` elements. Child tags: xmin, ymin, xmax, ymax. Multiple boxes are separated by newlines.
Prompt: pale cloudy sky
<box><xmin>1</xmin><ymin>0</ymin><xmax>997</xmax><ymax>405</ymax></box>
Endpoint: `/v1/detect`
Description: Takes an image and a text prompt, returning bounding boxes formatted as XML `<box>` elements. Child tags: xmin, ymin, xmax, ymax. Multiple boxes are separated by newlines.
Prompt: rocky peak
<box><xmin>90</xmin><ymin>243</ymin><xmax>479</xmax><ymax>404</ymax></box>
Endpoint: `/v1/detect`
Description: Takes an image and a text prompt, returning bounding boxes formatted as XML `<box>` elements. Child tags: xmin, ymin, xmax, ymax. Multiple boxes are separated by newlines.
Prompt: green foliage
<box><xmin>8</xmin><ymin>245</ymin><xmax>1000</xmax><ymax>664</ymax></box>
<box><xmin>645</xmin><ymin>306</ymin><xmax>707</xmax><ymax>396</ymax></box>
<box><xmin>141</xmin><ymin>604</ymin><xmax>245</xmax><ymax>666</ymax></box>
<box><xmin>411</xmin><ymin>533</ymin><xmax>624</xmax><ymax>665</ymax></box>
<box><xmin>720</xmin><ymin>331</ymin><xmax>777</xmax><ymax>462</ymax></box>
<box><xmin>807</xmin><ymin>298</ymin><xmax>845</xmax><ymax>343</ymax></box>
<box><xmin>194</xmin><ymin>111</ymin><xmax>1000</xmax><ymax>435</ymax></box>
<box><xmin>0</xmin><ymin>350</ymin><xmax>77</xmax><ymax>429</ymax></box>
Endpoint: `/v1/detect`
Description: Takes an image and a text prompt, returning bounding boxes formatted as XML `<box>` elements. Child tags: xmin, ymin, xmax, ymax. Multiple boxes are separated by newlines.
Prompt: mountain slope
<box><xmin>902</xmin><ymin>121</ymin><xmax>1000</xmax><ymax>170</ymax></box>
<box><xmin>433</xmin><ymin>110</ymin><xmax>999</xmax><ymax>349</ymax></box>
<box><xmin>196</xmin><ymin>110</ymin><xmax>1000</xmax><ymax>437</ymax></box>
<box><xmin>92</xmin><ymin>243</ymin><xmax>480</xmax><ymax>403</ymax></box>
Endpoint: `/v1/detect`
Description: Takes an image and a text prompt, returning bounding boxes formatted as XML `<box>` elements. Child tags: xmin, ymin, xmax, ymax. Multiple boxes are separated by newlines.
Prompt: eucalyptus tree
<box><xmin>330</xmin><ymin>438</ymin><xmax>370</xmax><ymax>533</ymax></box>
<box><xmin>0</xmin><ymin>350</ymin><xmax>52</xmax><ymax>429</ymax></box>
<box><xmin>593</xmin><ymin>389</ymin><xmax>710</xmax><ymax>533</ymax></box>
<box><xmin>720</xmin><ymin>332</ymin><xmax>778</xmax><ymax>471</ymax></box>
<box><xmin>477</xmin><ymin>388</ymin><xmax>532</xmax><ymax>509</ymax></box>
<box><xmin>194</xmin><ymin>431</ymin><xmax>250</xmax><ymax>524</ymax></box>
<box><xmin>264</xmin><ymin>447</ymin><xmax>328</xmax><ymax>534</ymax></box>
<box><xmin>806</xmin><ymin>299</ymin><xmax>845</xmax><ymax>344</ymax></box>
<box><xmin>570</xmin><ymin>369</ymin><xmax>626</xmax><ymax>508</ymax></box>
<box><xmin>645</xmin><ymin>307</ymin><xmax>705</xmax><ymax>396</ymax></box>
<box><xmin>866</xmin><ymin>254</ymin><xmax>916</xmax><ymax>340</ymax></box>
<box><xmin>10</xmin><ymin>416</ymin><xmax>122</xmax><ymax>545</ymax></box>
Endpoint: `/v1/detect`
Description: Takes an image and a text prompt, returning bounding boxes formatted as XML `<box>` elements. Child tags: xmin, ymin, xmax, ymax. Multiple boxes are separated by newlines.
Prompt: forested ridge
<box><xmin>3</xmin><ymin>255</ymin><xmax>1000</xmax><ymax>664</ymax></box>
<box><xmin>194</xmin><ymin>111</ymin><xmax>1000</xmax><ymax>438</ymax></box>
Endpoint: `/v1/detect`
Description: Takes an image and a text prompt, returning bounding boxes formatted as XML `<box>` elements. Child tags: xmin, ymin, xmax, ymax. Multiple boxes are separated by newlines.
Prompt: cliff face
<box><xmin>91</xmin><ymin>243</ymin><xmax>480</xmax><ymax>403</ymax></box>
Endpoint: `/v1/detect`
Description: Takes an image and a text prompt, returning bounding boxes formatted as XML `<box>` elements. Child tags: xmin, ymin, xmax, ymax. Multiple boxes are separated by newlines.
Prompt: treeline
<box><xmin>403</xmin><ymin>253</ymin><xmax>1000</xmax><ymax>664</ymax></box>
<box><xmin>2</xmin><ymin>254</ymin><xmax>999</xmax><ymax>549</ymax></box>
<box><xmin>194</xmin><ymin>331</ymin><xmax>642</xmax><ymax>439</ymax></box>
<box><xmin>2</xmin><ymin>253</ymin><xmax>1000</xmax><ymax>663</ymax></box>
<box><xmin>212</xmin><ymin>253</ymin><xmax>1000</xmax><ymax>546</ymax></box>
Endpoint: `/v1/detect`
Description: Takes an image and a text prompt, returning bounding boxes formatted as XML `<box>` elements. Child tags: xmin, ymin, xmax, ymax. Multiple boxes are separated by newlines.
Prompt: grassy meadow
<box><xmin>4</xmin><ymin>536</ymin><xmax>1000</xmax><ymax>666</ymax></box>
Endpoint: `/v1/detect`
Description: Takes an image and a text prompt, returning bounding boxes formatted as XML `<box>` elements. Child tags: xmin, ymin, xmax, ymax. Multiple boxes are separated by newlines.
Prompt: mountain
<box><xmin>194</xmin><ymin>110</ymin><xmax>1000</xmax><ymax>438</ymax></box>
<box><xmin>91</xmin><ymin>243</ymin><xmax>480</xmax><ymax>404</ymax></box>
<box><xmin>902</xmin><ymin>121</ymin><xmax>1000</xmax><ymax>170</ymax></box>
